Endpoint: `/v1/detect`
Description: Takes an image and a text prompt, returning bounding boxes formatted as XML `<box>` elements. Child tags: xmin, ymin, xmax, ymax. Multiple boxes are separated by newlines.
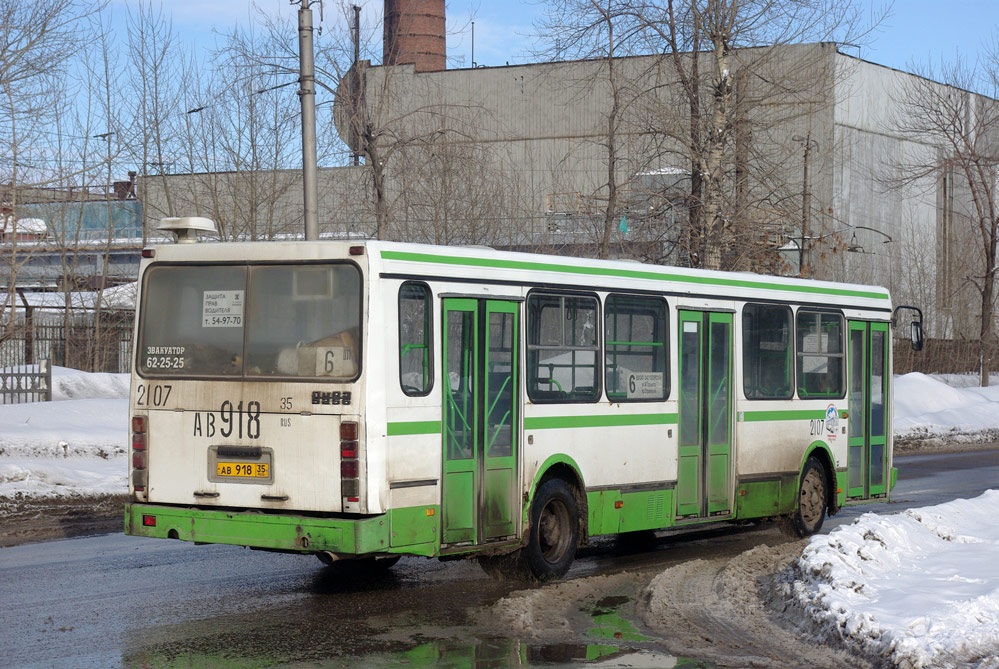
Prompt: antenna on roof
<box><xmin>157</xmin><ymin>217</ymin><xmax>216</xmax><ymax>244</ymax></box>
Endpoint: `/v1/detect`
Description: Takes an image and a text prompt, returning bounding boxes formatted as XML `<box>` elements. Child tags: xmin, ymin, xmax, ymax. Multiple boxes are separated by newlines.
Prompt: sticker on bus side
<box><xmin>315</xmin><ymin>346</ymin><xmax>355</xmax><ymax>376</ymax></box>
<box><xmin>202</xmin><ymin>290</ymin><xmax>244</xmax><ymax>328</ymax></box>
<box><xmin>825</xmin><ymin>404</ymin><xmax>840</xmax><ymax>440</ymax></box>
<box><xmin>627</xmin><ymin>372</ymin><xmax>663</xmax><ymax>399</ymax></box>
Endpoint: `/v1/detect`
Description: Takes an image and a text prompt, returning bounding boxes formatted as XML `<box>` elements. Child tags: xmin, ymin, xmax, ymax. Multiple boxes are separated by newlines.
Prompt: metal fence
<box><xmin>0</xmin><ymin>359</ymin><xmax>52</xmax><ymax>403</ymax></box>
<box><xmin>0</xmin><ymin>309</ymin><xmax>133</xmax><ymax>376</ymax></box>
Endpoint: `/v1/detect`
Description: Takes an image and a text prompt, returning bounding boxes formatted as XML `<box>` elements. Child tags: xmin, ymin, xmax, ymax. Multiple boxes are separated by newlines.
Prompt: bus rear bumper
<box><xmin>125</xmin><ymin>503</ymin><xmax>396</xmax><ymax>556</ymax></box>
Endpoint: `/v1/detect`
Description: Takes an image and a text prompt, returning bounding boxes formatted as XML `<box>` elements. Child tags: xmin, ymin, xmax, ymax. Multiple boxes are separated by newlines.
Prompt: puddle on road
<box><xmin>363</xmin><ymin>635</ymin><xmax>710</xmax><ymax>667</ymax></box>
<box><xmin>122</xmin><ymin>593</ymin><xmax>713</xmax><ymax>668</ymax></box>
<box><xmin>121</xmin><ymin>566</ymin><xmax>718</xmax><ymax>668</ymax></box>
<box><xmin>357</xmin><ymin>594</ymin><xmax>713</xmax><ymax>668</ymax></box>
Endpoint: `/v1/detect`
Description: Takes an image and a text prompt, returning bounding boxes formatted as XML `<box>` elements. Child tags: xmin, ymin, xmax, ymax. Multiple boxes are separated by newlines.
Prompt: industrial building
<box><xmin>136</xmin><ymin>2</ymin><xmax>999</xmax><ymax>341</ymax></box>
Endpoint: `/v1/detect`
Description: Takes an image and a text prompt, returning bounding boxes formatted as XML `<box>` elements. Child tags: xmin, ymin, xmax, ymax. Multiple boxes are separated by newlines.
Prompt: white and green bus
<box><xmin>125</xmin><ymin>223</ymin><xmax>922</xmax><ymax>580</ymax></box>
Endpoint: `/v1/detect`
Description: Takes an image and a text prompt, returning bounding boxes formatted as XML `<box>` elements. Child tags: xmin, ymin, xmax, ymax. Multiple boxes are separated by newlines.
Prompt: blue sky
<box><xmin>108</xmin><ymin>0</ymin><xmax>997</xmax><ymax>73</ymax></box>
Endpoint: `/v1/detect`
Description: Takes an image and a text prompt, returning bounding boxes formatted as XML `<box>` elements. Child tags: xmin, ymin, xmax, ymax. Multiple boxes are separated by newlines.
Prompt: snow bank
<box><xmin>0</xmin><ymin>369</ymin><xmax>128</xmax><ymax>499</ymax></box>
<box><xmin>783</xmin><ymin>491</ymin><xmax>999</xmax><ymax>667</ymax></box>
<box><xmin>894</xmin><ymin>372</ymin><xmax>999</xmax><ymax>443</ymax></box>
<box><xmin>0</xmin><ymin>457</ymin><xmax>125</xmax><ymax>498</ymax></box>
<box><xmin>51</xmin><ymin>366</ymin><xmax>129</xmax><ymax>401</ymax></box>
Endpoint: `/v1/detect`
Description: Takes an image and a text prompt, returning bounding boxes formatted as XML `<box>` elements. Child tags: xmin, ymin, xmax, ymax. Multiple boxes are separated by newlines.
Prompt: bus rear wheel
<box><xmin>525</xmin><ymin>478</ymin><xmax>579</xmax><ymax>582</ymax></box>
<box><xmin>786</xmin><ymin>456</ymin><xmax>827</xmax><ymax>537</ymax></box>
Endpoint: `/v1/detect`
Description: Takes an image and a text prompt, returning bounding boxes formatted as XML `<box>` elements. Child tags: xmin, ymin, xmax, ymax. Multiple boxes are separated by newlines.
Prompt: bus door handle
<box><xmin>193</xmin><ymin>491</ymin><xmax>220</xmax><ymax>498</ymax></box>
<box><xmin>261</xmin><ymin>494</ymin><xmax>289</xmax><ymax>501</ymax></box>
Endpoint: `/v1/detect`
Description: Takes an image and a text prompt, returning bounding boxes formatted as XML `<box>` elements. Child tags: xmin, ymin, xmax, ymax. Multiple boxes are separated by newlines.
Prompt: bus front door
<box><xmin>442</xmin><ymin>298</ymin><xmax>520</xmax><ymax>545</ymax></box>
<box><xmin>676</xmin><ymin>310</ymin><xmax>733</xmax><ymax>519</ymax></box>
<box><xmin>847</xmin><ymin>321</ymin><xmax>889</xmax><ymax>498</ymax></box>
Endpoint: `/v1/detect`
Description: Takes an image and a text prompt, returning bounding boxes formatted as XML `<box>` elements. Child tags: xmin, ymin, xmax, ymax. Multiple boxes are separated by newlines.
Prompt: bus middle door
<box><xmin>677</xmin><ymin>310</ymin><xmax>733</xmax><ymax>519</ymax></box>
<box><xmin>441</xmin><ymin>298</ymin><xmax>519</xmax><ymax>546</ymax></box>
<box><xmin>847</xmin><ymin>320</ymin><xmax>889</xmax><ymax>499</ymax></box>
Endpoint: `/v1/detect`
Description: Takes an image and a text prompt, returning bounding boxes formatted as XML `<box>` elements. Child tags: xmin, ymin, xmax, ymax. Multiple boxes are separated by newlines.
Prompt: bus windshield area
<box><xmin>137</xmin><ymin>263</ymin><xmax>362</xmax><ymax>379</ymax></box>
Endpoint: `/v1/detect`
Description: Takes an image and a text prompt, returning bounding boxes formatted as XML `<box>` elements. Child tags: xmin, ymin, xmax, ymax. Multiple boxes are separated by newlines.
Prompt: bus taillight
<box><xmin>131</xmin><ymin>414</ymin><xmax>148</xmax><ymax>493</ymax></box>
<box><xmin>340</xmin><ymin>440</ymin><xmax>358</xmax><ymax>458</ymax></box>
<box><xmin>340</xmin><ymin>421</ymin><xmax>360</xmax><ymax>502</ymax></box>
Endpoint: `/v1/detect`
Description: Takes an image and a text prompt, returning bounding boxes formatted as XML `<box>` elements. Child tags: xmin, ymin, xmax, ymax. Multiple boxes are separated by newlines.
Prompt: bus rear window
<box><xmin>138</xmin><ymin>263</ymin><xmax>362</xmax><ymax>379</ymax></box>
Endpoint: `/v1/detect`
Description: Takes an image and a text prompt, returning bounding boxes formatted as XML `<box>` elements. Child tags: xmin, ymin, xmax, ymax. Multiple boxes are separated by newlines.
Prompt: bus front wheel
<box><xmin>786</xmin><ymin>456</ymin><xmax>827</xmax><ymax>537</ymax></box>
<box><xmin>525</xmin><ymin>478</ymin><xmax>579</xmax><ymax>581</ymax></box>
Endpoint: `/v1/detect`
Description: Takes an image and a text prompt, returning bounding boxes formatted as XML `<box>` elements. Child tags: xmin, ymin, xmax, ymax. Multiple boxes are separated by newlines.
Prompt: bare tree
<box><xmin>124</xmin><ymin>1</ymin><xmax>183</xmax><ymax>232</ymax></box>
<box><xmin>392</xmin><ymin>136</ymin><xmax>511</xmax><ymax>245</ymax></box>
<box><xmin>613</xmin><ymin>0</ymin><xmax>880</xmax><ymax>270</ymax></box>
<box><xmin>0</xmin><ymin>0</ymin><xmax>103</xmax><ymax>338</ymax></box>
<box><xmin>534</xmin><ymin>0</ymin><xmax>651</xmax><ymax>259</ymax></box>
<box><xmin>890</xmin><ymin>49</ymin><xmax>999</xmax><ymax>386</ymax></box>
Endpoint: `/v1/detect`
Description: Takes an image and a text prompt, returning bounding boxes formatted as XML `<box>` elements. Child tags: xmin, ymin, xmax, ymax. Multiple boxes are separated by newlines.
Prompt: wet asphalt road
<box><xmin>2</xmin><ymin>449</ymin><xmax>998</xmax><ymax>668</ymax></box>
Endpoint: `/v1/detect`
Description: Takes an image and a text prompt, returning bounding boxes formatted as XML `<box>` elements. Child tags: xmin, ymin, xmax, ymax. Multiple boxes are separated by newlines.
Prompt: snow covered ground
<box><xmin>0</xmin><ymin>367</ymin><xmax>128</xmax><ymax>500</ymax></box>
<box><xmin>783</xmin><ymin>492</ymin><xmax>999</xmax><ymax>667</ymax></box>
<box><xmin>895</xmin><ymin>372</ymin><xmax>999</xmax><ymax>446</ymax></box>
<box><xmin>2</xmin><ymin>369</ymin><xmax>999</xmax><ymax>665</ymax></box>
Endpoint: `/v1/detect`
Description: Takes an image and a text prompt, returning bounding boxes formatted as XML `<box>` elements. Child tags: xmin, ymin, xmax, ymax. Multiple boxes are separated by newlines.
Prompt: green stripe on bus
<box><xmin>524</xmin><ymin>413</ymin><xmax>678</xmax><ymax>430</ymax></box>
<box><xmin>380</xmin><ymin>250</ymin><xmax>890</xmax><ymax>301</ymax></box>
<box><xmin>387</xmin><ymin>420</ymin><xmax>442</xmax><ymax>436</ymax></box>
<box><xmin>741</xmin><ymin>410</ymin><xmax>827</xmax><ymax>422</ymax></box>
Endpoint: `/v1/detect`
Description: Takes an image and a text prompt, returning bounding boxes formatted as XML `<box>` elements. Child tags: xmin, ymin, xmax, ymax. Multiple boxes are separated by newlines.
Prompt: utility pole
<box><xmin>297</xmin><ymin>1</ymin><xmax>320</xmax><ymax>241</ymax></box>
<box><xmin>352</xmin><ymin>4</ymin><xmax>361</xmax><ymax>166</ymax></box>
<box><xmin>793</xmin><ymin>134</ymin><xmax>818</xmax><ymax>276</ymax></box>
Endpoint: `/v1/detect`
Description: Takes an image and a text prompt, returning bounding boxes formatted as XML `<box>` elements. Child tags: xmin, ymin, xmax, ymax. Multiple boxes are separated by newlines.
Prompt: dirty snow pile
<box><xmin>0</xmin><ymin>367</ymin><xmax>128</xmax><ymax>499</ymax></box>
<box><xmin>782</xmin><ymin>490</ymin><xmax>999</xmax><ymax>668</ymax></box>
<box><xmin>894</xmin><ymin>372</ymin><xmax>999</xmax><ymax>444</ymax></box>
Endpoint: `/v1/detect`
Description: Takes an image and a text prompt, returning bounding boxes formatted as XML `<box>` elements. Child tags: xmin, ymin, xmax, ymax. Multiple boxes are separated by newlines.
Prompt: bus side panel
<box><xmin>522</xmin><ymin>405</ymin><xmax>679</xmax><ymax>534</ymax></box>
<box><xmin>735</xmin><ymin>401</ymin><xmax>846</xmax><ymax>518</ymax></box>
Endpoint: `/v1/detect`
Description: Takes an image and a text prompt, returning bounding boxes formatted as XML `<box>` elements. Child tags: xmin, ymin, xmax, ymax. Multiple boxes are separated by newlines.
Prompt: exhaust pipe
<box><xmin>316</xmin><ymin>551</ymin><xmax>339</xmax><ymax>566</ymax></box>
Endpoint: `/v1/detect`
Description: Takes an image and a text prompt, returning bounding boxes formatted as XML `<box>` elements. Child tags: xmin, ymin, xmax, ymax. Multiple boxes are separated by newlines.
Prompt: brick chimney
<box><xmin>383</xmin><ymin>0</ymin><xmax>445</xmax><ymax>73</ymax></box>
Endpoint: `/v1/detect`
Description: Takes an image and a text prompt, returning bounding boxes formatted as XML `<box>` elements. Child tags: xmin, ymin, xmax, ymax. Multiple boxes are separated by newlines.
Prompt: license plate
<box><xmin>216</xmin><ymin>462</ymin><xmax>269</xmax><ymax>478</ymax></box>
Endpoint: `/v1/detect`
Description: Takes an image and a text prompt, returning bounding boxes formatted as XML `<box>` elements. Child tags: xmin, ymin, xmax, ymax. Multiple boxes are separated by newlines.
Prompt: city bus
<box><xmin>124</xmin><ymin>219</ymin><xmax>922</xmax><ymax>581</ymax></box>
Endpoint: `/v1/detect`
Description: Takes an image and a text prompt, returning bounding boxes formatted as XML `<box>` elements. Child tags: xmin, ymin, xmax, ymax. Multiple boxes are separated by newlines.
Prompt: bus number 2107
<box><xmin>136</xmin><ymin>384</ymin><xmax>172</xmax><ymax>407</ymax></box>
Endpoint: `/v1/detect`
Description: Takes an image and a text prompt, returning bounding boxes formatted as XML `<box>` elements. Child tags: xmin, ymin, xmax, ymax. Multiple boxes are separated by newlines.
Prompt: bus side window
<box><xmin>743</xmin><ymin>304</ymin><xmax>792</xmax><ymax>399</ymax></box>
<box><xmin>399</xmin><ymin>282</ymin><xmax>432</xmax><ymax>396</ymax></box>
<box><xmin>526</xmin><ymin>292</ymin><xmax>600</xmax><ymax>403</ymax></box>
<box><xmin>796</xmin><ymin>310</ymin><xmax>845</xmax><ymax>398</ymax></box>
<box><xmin>604</xmin><ymin>294</ymin><xmax>668</xmax><ymax>402</ymax></box>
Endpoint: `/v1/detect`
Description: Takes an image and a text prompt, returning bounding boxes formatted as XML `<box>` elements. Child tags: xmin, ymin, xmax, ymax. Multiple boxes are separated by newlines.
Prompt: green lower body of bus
<box><xmin>124</xmin><ymin>503</ymin><xmax>441</xmax><ymax>557</ymax></box>
<box><xmin>125</xmin><ymin>466</ymin><xmax>896</xmax><ymax>558</ymax></box>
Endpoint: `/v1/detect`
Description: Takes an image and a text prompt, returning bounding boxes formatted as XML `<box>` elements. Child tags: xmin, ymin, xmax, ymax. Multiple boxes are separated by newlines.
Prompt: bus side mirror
<box><xmin>893</xmin><ymin>305</ymin><xmax>924</xmax><ymax>352</ymax></box>
<box><xmin>910</xmin><ymin>320</ymin><xmax>924</xmax><ymax>351</ymax></box>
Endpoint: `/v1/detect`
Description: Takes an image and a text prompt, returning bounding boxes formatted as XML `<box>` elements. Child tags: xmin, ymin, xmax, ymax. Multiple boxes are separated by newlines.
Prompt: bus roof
<box><xmin>366</xmin><ymin>241</ymin><xmax>891</xmax><ymax>309</ymax></box>
<box><xmin>144</xmin><ymin>238</ymin><xmax>892</xmax><ymax>310</ymax></box>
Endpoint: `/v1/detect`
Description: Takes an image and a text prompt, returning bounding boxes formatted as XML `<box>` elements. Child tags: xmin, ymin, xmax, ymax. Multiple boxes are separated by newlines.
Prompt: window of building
<box><xmin>527</xmin><ymin>292</ymin><xmax>599</xmax><ymax>402</ymax></box>
<box><xmin>399</xmin><ymin>282</ymin><xmax>432</xmax><ymax>396</ymax></box>
<box><xmin>743</xmin><ymin>304</ymin><xmax>793</xmax><ymax>399</ymax></box>
<box><xmin>796</xmin><ymin>310</ymin><xmax>844</xmax><ymax>398</ymax></box>
<box><xmin>604</xmin><ymin>294</ymin><xmax>668</xmax><ymax>402</ymax></box>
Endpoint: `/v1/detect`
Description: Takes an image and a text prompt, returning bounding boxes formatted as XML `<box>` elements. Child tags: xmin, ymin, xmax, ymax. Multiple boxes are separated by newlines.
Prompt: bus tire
<box><xmin>786</xmin><ymin>456</ymin><xmax>827</xmax><ymax>537</ymax></box>
<box><xmin>525</xmin><ymin>478</ymin><xmax>579</xmax><ymax>582</ymax></box>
